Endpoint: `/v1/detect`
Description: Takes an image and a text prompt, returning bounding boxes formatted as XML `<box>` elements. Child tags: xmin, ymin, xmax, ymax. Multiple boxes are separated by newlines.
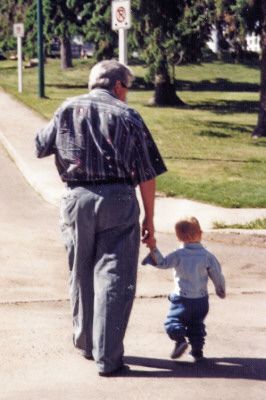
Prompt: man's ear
<box><xmin>113</xmin><ymin>81</ymin><xmax>125</xmax><ymax>101</ymax></box>
<box><xmin>113</xmin><ymin>80</ymin><xmax>121</xmax><ymax>96</ymax></box>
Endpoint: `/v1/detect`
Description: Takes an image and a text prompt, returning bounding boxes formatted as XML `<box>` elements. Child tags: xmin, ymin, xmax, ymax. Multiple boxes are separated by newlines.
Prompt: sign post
<box><xmin>13</xmin><ymin>23</ymin><xmax>24</xmax><ymax>93</ymax></box>
<box><xmin>112</xmin><ymin>0</ymin><xmax>131</xmax><ymax>65</ymax></box>
<box><xmin>37</xmin><ymin>0</ymin><xmax>45</xmax><ymax>98</ymax></box>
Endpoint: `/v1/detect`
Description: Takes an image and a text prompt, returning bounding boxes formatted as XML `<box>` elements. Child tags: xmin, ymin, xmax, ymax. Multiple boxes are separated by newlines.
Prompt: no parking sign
<box><xmin>112</xmin><ymin>0</ymin><xmax>131</xmax><ymax>30</ymax></box>
<box><xmin>13</xmin><ymin>23</ymin><xmax>25</xmax><ymax>38</ymax></box>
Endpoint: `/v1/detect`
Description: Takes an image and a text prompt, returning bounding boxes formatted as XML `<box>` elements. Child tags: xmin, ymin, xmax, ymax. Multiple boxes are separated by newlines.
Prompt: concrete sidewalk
<box><xmin>0</xmin><ymin>89</ymin><xmax>266</xmax><ymax>233</ymax></box>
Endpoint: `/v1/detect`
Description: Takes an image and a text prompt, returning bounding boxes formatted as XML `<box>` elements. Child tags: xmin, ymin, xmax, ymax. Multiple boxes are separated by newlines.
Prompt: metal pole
<box><xmin>17</xmin><ymin>36</ymin><xmax>23</xmax><ymax>93</ymax></box>
<box><xmin>118</xmin><ymin>28</ymin><xmax>127</xmax><ymax>65</ymax></box>
<box><xmin>37</xmin><ymin>0</ymin><xmax>45</xmax><ymax>98</ymax></box>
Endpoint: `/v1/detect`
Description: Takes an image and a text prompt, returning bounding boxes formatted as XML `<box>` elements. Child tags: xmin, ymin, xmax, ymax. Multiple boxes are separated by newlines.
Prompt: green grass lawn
<box><xmin>0</xmin><ymin>58</ymin><xmax>265</xmax><ymax>208</ymax></box>
<box><xmin>214</xmin><ymin>218</ymin><xmax>266</xmax><ymax>229</ymax></box>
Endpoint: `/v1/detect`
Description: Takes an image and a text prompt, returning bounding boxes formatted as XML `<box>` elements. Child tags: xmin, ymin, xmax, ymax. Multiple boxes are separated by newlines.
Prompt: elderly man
<box><xmin>35</xmin><ymin>60</ymin><xmax>166</xmax><ymax>376</ymax></box>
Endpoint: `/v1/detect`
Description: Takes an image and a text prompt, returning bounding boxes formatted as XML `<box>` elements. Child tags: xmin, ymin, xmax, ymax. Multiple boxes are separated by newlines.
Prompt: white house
<box><xmin>246</xmin><ymin>32</ymin><xmax>261</xmax><ymax>53</ymax></box>
<box><xmin>207</xmin><ymin>27</ymin><xmax>261</xmax><ymax>54</ymax></box>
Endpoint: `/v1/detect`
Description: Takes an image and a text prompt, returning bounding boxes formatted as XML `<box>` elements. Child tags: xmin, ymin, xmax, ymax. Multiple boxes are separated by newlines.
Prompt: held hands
<box><xmin>141</xmin><ymin>217</ymin><xmax>157</xmax><ymax>266</ymax></box>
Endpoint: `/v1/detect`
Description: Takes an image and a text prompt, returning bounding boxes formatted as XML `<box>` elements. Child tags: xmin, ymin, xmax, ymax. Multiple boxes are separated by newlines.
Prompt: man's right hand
<box><xmin>141</xmin><ymin>217</ymin><xmax>155</xmax><ymax>247</ymax></box>
<box><xmin>147</xmin><ymin>237</ymin><xmax>157</xmax><ymax>250</ymax></box>
<box><xmin>216</xmin><ymin>289</ymin><xmax>226</xmax><ymax>299</ymax></box>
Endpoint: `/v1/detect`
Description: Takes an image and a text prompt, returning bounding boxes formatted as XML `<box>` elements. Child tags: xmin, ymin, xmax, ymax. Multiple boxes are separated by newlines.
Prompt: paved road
<box><xmin>0</xmin><ymin>143</ymin><xmax>265</xmax><ymax>400</ymax></box>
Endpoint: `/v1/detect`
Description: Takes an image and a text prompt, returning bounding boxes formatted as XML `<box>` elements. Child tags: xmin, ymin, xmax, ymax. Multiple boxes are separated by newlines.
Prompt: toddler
<box><xmin>142</xmin><ymin>217</ymin><xmax>225</xmax><ymax>361</ymax></box>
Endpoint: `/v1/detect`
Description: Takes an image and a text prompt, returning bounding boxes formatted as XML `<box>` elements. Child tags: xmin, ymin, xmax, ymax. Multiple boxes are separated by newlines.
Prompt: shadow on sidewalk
<box><xmin>124</xmin><ymin>356</ymin><xmax>266</xmax><ymax>380</ymax></box>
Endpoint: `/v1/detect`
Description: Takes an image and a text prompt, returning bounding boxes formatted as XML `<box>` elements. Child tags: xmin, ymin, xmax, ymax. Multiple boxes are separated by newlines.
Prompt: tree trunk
<box><xmin>252</xmin><ymin>1</ymin><xmax>266</xmax><ymax>137</ymax></box>
<box><xmin>149</xmin><ymin>56</ymin><xmax>185</xmax><ymax>106</ymax></box>
<box><xmin>60</xmin><ymin>36</ymin><xmax>73</xmax><ymax>69</ymax></box>
<box><xmin>216</xmin><ymin>20</ymin><xmax>225</xmax><ymax>60</ymax></box>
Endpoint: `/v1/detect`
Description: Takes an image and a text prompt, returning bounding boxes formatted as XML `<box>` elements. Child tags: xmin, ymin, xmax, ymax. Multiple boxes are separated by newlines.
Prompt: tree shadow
<box><xmin>0</xmin><ymin>65</ymin><xmax>17</xmax><ymax>71</ymax></box>
<box><xmin>176</xmin><ymin>78</ymin><xmax>259</xmax><ymax>93</ymax></box>
<box><xmin>46</xmin><ymin>77</ymin><xmax>153</xmax><ymax>91</ymax></box>
<box><xmin>252</xmin><ymin>140</ymin><xmax>266</xmax><ymax>147</ymax></box>
<box><xmin>132</xmin><ymin>77</ymin><xmax>153</xmax><ymax>90</ymax></box>
<box><xmin>197</xmin><ymin>130</ymin><xmax>232</xmax><ymax>138</ymax></box>
<box><xmin>191</xmin><ymin>100</ymin><xmax>258</xmax><ymax>114</ymax></box>
<box><xmin>195</xmin><ymin>121</ymin><xmax>254</xmax><ymax>138</ymax></box>
<box><xmin>46</xmin><ymin>83</ymin><xmax>88</xmax><ymax>89</ymax></box>
<box><xmin>124</xmin><ymin>356</ymin><xmax>266</xmax><ymax>380</ymax></box>
<box><xmin>207</xmin><ymin>121</ymin><xmax>254</xmax><ymax>133</ymax></box>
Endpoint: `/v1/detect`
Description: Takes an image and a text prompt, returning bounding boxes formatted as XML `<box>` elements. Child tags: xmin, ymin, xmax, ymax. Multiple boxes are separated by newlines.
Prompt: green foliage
<box><xmin>42</xmin><ymin>0</ymin><xmax>86</xmax><ymax>39</ymax></box>
<box><xmin>0</xmin><ymin>1</ymin><xmax>94</xmax><ymax>61</ymax></box>
<box><xmin>178</xmin><ymin>1</ymin><xmax>216</xmax><ymax>63</ymax></box>
<box><xmin>132</xmin><ymin>0</ymin><xmax>215</xmax><ymax>82</ymax></box>
<box><xmin>213</xmin><ymin>0</ymin><xmax>262</xmax><ymax>58</ymax></box>
<box><xmin>24</xmin><ymin>2</ymin><xmax>37</xmax><ymax>59</ymax></box>
<box><xmin>83</xmin><ymin>1</ymin><xmax>117</xmax><ymax>61</ymax></box>
<box><xmin>233</xmin><ymin>0</ymin><xmax>261</xmax><ymax>33</ymax></box>
<box><xmin>213</xmin><ymin>218</ymin><xmax>266</xmax><ymax>229</ymax></box>
<box><xmin>41</xmin><ymin>1</ymin><xmax>94</xmax><ymax>68</ymax></box>
<box><xmin>0</xmin><ymin>0</ymin><xmax>30</xmax><ymax>54</ymax></box>
<box><xmin>0</xmin><ymin>0</ymin><xmax>262</xmax><ymax>65</ymax></box>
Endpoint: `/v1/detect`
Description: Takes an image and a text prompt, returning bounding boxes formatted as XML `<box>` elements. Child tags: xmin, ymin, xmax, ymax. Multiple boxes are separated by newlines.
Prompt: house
<box><xmin>207</xmin><ymin>27</ymin><xmax>261</xmax><ymax>54</ymax></box>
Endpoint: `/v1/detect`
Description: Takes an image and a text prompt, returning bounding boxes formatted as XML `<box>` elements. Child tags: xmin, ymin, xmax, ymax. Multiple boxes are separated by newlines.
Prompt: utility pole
<box><xmin>37</xmin><ymin>0</ymin><xmax>45</xmax><ymax>98</ymax></box>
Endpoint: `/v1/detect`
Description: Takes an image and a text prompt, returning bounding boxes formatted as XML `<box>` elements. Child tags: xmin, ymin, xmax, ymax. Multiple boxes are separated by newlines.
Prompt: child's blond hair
<box><xmin>175</xmin><ymin>217</ymin><xmax>202</xmax><ymax>242</ymax></box>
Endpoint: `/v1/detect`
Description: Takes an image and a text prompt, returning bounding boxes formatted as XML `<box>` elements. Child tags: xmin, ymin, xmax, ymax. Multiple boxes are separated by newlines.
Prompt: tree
<box><xmin>42</xmin><ymin>0</ymin><xmax>94</xmax><ymax>69</ymax></box>
<box><xmin>251</xmin><ymin>0</ymin><xmax>266</xmax><ymax>137</ymax></box>
<box><xmin>0</xmin><ymin>1</ymin><xmax>94</xmax><ymax>66</ymax></box>
<box><xmin>83</xmin><ymin>0</ymin><xmax>117</xmax><ymax>61</ymax></box>
<box><xmin>235</xmin><ymin>0</ymin><xmax>265</xmax><ymax>137</ymax></box>
<box><xmin>82</xmin><ymin>1</ymin><xmax>215</xmax><ymax>106</ymax></box>
<box><xmin>213</xmin><ymin>0</ymin><xmax>257</xmax><ymax>61</ymax></box>
<box><xmin>132</xmin><ymin>0</ymin><xmax>215</xmax><ymax>106</ymax></box>
<box><xmin>213</xmin><ymin>1</ymin><xmax>239</xmax><ymax>57</ymax></box>
<box><xmin>24</xmin><ymin>2</ymin><xmax>38</xmax><ymax>60</ymax></box>
<box><xmin>0</xmin><ymin>1</ymin><xmax>31</xmax><ymax>55</ymax></box>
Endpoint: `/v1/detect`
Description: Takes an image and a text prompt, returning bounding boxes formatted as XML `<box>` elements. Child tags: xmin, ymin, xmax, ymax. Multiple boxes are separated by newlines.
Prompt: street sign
<box><xmin>112</xmin><ymin>0</ymin><xmax>131</xmax><ymax>30</ymax></box>
<box><xmin>13</xmin><ymin>23</ymin><xmax>24</xmax><ymax>38</ymax></box>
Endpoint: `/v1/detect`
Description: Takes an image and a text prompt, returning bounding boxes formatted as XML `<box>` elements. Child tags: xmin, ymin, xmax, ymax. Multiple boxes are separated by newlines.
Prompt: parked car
<box><xmin>0</xmin><ymin>52</ymin><xmax>7</xmax><ymax>60</ymax></box>
<box><xmin>49</xmin><ymin>38</ymin><xmax>60</xmax><ymax>58</ymax></box>
<box><xmin>80</xmin><ymin>43</ymin><xmax>95</xmax><ymax>58</ymax></box>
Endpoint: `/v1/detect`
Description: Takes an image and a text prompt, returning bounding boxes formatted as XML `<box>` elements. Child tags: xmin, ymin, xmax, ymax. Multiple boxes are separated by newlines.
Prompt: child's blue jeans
<box><xmin>164</xmin><ymin>294</ymin><xmax>209</xmax><ymax>353</ymax></box>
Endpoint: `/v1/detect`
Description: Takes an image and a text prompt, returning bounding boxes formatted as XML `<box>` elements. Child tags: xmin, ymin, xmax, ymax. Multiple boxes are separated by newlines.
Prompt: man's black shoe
<box><xmin>83</xmin><ymin>353</ymin><xmax>94</xmax><ymax>360</ymax></box>
<box><xmin>99</xmin><ymin>364</ymin><xmax>130</xmax><ymax>377</ymax></box>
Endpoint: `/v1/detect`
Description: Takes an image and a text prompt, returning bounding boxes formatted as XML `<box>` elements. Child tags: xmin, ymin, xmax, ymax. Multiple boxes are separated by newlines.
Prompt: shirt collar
<box><xmin>183</xmin><ymin>242</ymin><xmax>203</xmax><ymax>249</ymax></box>
<box><xmin>90</xmin><ymin>88</ymin><xmax>118</xmax><ymax>100</ymax></box>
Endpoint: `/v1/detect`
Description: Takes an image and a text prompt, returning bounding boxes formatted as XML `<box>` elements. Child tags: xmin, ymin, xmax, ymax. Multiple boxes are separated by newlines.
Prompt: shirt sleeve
<box><xmin>35</xmin><ymin>111</ymin><xmax>59</xmax><ymax>158</ymax></box>
<box><xmin>142</xmin><ymin>248</ymin><xmax>179</xmax><ymax>269</ymax></box>
<box><xmin>207</xmin><ymin>253</ymin><xmax>226</xmax><ymax>298</ymax></box>
<box><xmin>125</xmin><ymin>109</ymin><xmax>167</xmax><ymax>185</ymax></box>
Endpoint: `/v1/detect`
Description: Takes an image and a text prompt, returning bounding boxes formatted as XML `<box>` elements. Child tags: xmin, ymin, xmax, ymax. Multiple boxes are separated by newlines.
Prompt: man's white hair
<box><xmin>88</xmin><ymin>59</ymin><xmax>134</xmax><ymax>90</ymax></box>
